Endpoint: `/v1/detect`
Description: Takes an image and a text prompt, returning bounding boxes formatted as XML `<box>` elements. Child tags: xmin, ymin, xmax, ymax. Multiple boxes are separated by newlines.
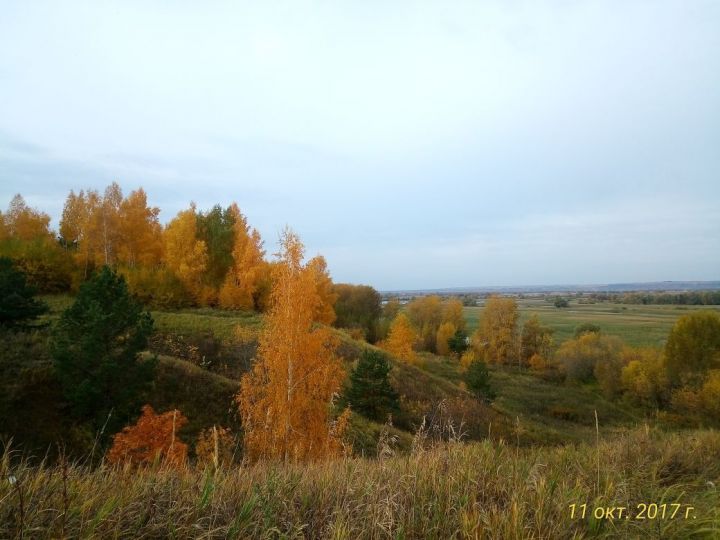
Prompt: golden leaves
<box><xmin>237</xmin><ymin>228</ymin><xmax>344</xmax><ymax>463</ymax></box>
<box><xmin>106</xmin><ymin>405</ymin><xmax>188</xmax><ymax>468</ymax></box>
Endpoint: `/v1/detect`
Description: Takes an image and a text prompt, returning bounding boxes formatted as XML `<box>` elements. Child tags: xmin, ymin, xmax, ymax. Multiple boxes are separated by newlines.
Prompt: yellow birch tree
<box><xmin>237</xmin><ymin>228</ymin><xmax>345</xmax><ymax>462</ymax></box>
<box><xmin>382</xmin><ymin>312</ymin><xmax>419</xmax><ymax>365</ymax></box>
<box><xmin>218</xmin><ymin>203</ymin><xmax>266</xmax><ymax>310</ymax></box>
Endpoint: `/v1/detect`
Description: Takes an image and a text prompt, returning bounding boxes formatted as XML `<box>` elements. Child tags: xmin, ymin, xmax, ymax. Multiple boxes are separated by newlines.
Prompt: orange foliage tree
<box><xmin>472</xmin><ymin>296</ymin><xmax>519</xmax><ymax>365</ymax></box>
<box><xmin>218</xmin><ymin>204</ymin><xmax>266</xmax><ymax>310</ymax></box>
<box><xmin>436</xmin><ymin>321</ymin><xmax>457</xmax><ymax>357</ymax></box>
<box><xmin>117</xmin><ymin>188</ymin><xmax>162</xmax><ymax>267</ymax></box>
<box><xmin>4</xmin><ymin>194</ymin><xmax>52</xmax><ymax>242</ymax></box>
<box><xmin>106</xmin><ymin>405</ymin><xmax>188</xmax><ymax>467</ymax></box>
<box><xmin>308</xmin><ymin>255</ymin><xmax>337</xmax><ymax>325</ymax></box>
<box><xmin>162</xmin><ymin>205</ymin><xmax>208</xmax><ymax>302</ymax></box>
<box><xmin>382</xmin><ymin>312</ymin><xmax>419</xmax><ymax>365</ymax></box>
<box><xmin>237</xmin><ymin>228</ymin><xmax>346</xmax><ymax>462</ymax></box>
<box><xmin>442</xmin><ymin>298</ymin><xmax>466</xmax><ymax>332</ymax></box>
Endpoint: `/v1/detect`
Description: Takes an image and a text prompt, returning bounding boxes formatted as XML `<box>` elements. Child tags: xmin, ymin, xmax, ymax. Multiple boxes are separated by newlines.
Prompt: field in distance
<box><xmin>463</xmin><ymin>298</ymin><xmax>720</xmax><ymax>348</ymax></box>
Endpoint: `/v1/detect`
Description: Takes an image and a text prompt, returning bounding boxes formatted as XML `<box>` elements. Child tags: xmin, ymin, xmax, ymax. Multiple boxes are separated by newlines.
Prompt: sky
<box><xmin>1</xmin><ymin>1</ymin><xmax>718</xmax><ymax>290</ymax></box>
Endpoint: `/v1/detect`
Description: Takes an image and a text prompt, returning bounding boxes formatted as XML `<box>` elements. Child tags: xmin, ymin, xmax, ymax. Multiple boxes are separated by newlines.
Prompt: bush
<box><xmin>664</xmin><ymin>310</ymin><xmax>720</xmax><ymax>386</ymax></box>
<box><xmin>555</xmin><ymin>333</ymin><xmax>624</xmax><ymax>384</ymax></box>
<box><xmin>574</xmin><ymin>322</ymin><xmax>600</xmax><ymax>338</ymax></box>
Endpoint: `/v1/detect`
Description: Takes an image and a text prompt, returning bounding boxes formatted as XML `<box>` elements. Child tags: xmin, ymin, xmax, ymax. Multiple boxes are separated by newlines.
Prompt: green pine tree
<box><xmin>51</xmin><ymin>266</ymin><xmax>156</xmax><ymax>434</ymax></box>
<box><xmin>343</xmin><ymin>349</ymin><xmax>399</xmax><ymax>422</ymax></box>
<box><xmin>0</xmin><ymin>256</ymin><xmax>48</xmax><ymax>328</ymax></box>
<box><xmin>465</xmin><ymin>360</ymin><xmax>496</xmax><ymax>401</ymax></box>
<box><xmin>448</xmin><ymin>329</ymin><xmax>469</xmax><ymax>356</ymax></box>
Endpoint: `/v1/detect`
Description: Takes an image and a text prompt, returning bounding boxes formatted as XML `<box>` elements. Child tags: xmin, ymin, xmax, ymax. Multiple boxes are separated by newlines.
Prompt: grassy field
<box><xmin>40</xmin><ymin>294</ymin><xmax>262</xmax><ymax>342</ymax></box>
<box><xmin>463</xmin><ymin>299</ymin><xmax>720</xmax><ymax>348</ymax></box>
<box><xmin>3</xmin><ymin>428</ymin><xmax>719</xmax><ymax>539</ymax></box>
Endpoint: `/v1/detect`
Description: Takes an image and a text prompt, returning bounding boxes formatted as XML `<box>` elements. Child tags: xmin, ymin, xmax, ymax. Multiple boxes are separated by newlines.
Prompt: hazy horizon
<box><xmin>1</xmin><ymin>1</ymin><xmax>719</xmax><ymax>290</ymax></box>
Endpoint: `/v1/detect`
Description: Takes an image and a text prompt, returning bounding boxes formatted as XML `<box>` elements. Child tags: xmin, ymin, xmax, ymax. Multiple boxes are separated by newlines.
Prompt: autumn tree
<box><xmin>383</xmin><ymin>298</ymin><xmax>401</xmax><ymax>320</ymax></box>
<box><xmin>342</xmin><ymin>349</ymin><xmax>399</xmax><ymax>422</ymax></box>
<box><xmin>58</xmin><ymin>184</ymin><xmax>126</xmax><ymax>275</ymax></box>
<box><xmin>620</xmin><ymin>347</ymin><xmax>668</xmax><ymax>408</ymax></box>
<box><xmin>59</xmin><ymin>190</ymin><xmax>85</xmax><ymax>250</ymax></box>
<box><xmin>442</xmin><ymin>298</ymin><xmax>466</xmax><ymax>332</ymax></box>
<box><xmin>107</xmin><ymin>405</ymin><xmax>188</xmax><ymax>467</ymax></box>
<box><xmin>4</xmin><ymin>194</ymin><xmax>52</xmax><ymax>242</ymax></box>
<box><xmin>237</xmin><ymin>229</ymin><xmax>346</xmax><ymax>462</ymax></box>
<box><xmin>407</xmin><ymin>295</ymin><xmax>443</xmax><ymax>351</ymax></box>
<box><xmin>520</xmin><ymin>315</ymin><xmax>554</xmax><ymax>367</ymax></box>
<box><xmin>196</xmin><ymin>204</ymin><xmax>237</xmax><ymax>292</ymax></box>
<box><xmin>308</xmin><ymin>255</ymin><xmax>337</xmax><ymax>325</ymax></box>
<box><xmin>98</xmin><ymin>182</ymin><xmax>123</xmax><ymax>266</ymax></box>
<box><xmin>218</xmin><ymin>204</ymin><xmax>266</xmax><ymax>310</ymax></box>
<box><xmin>472</xmin><ymin>296</ymin><xmax>519</xmax><ymax>365</ymax></box>
<box><xmin>51</xmin><ymin>267</ymin><xmax>156</xmax><ymax>433</ymax></box>
<box><xmin>163</xmin><ymin>205</ymin><xmax>208</xmax><ymax>302</ymax></box>
<box><xmin>436</xmin><ymin>321</ymin><xmax>457</xmax><ymax>357</ymax></box>
<box><xmin>382</xmin><ymin>312</ymin><xmax>418</xmax><ymax>365</ymax></box>
<box><xmin>332</xmin><ymin>283</ymin><xmax>382</xmax><ymax>342</ymax></box>
<box><xmin>406</xmin><ymin>296</ymin><xmax>467</xmax><ymax>353</ymax></box>
<box><xmin>1</xmin><ymin>194</ymin><xmax>75</xmax><ymax>293</ymax></box>
<box><xmin>664</xmin><ymin>310</ymin><xmax>720</xmax><ymax>386</ymax></box>
<box><xmin>376</xmin><ymin>298</ymin><xmax>401</xmax><ymax>341</ymax></box>
<box><xmin>60</xmin><ymin>189</ymin><xmax>101</xmax><ymax>278</ymax></box>
<box><xmin>555</xmin><ymin>332</ymin><xmax>624</xmax><ymax>385</ymax></box>
<box><xmin>0</xmin><ymin>211</ymin><xmax>8</xmax><ymax>242</ymax></box>
<box><xmin>117</xmin><ymin>188</ymin><xmax>162</xmax><ymax>267</ymax></box>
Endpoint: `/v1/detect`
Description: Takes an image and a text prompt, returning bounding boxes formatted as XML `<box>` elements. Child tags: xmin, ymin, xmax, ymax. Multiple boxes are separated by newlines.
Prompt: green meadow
<box><xmin>464</xmin><ymin>299</ymin><xmax>720</xmax><ymax>348</ymax></box>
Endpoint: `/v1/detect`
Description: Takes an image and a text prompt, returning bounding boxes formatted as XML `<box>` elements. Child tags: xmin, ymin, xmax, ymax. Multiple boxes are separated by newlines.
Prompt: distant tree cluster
<box><xmin>591</xmin><ymin>291</ymin><xmax>720</xmax><ymax>306</ymax></box>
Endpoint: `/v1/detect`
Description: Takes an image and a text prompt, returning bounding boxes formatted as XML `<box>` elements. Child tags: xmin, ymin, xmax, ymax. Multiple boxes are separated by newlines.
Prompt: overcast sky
<box><xmin>1</xmin><ymin>1</ymin><xmax>718</xmax><ymax>290</ymax></box>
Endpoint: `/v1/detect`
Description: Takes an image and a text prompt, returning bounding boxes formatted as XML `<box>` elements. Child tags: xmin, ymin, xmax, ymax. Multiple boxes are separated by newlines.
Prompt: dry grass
<box><xmin>2</xmin><ymin>428</ymin><xmax>718</xmax><ymax>539</ymax></box>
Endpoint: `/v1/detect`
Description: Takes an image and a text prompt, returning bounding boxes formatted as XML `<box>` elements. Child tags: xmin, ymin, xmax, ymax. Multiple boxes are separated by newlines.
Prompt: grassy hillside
<box><xmin>27</xmin><ymin>294</ymin><xmax>660</xmax><ymax>453</ymax></box>
<box><xmin>420</xmin><ymin>355</ymin><xmax>642</xmax><ymax>445</ymax></box>
<box><xmin>3</xmin><ymin>428</ymin><xmax>718</xmax><ymax>538</ymax></box>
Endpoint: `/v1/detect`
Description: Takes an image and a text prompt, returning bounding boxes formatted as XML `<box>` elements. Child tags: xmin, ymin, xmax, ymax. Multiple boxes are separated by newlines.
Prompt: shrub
<box><xmin>107</xmin><ymin>405</ymin><xmax>188</xmax><ymax>467</ymax></box>
<box><xmin>555</xmin><ymin>332</ymin><xmax>624</xmax><ymax>384</ymax></box>
<box><xmin>574</xmin><ymin>322</ymin><xmax>600</xmax><ymax>338</ymax></box>
<box><xmin>664</xmin><ymin>310</ymin><xmax>720</xmax><ymax>386</ymax></box>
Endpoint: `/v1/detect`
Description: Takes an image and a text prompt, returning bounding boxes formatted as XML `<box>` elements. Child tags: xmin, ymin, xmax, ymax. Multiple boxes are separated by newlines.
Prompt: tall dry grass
<box><xmin>1</xmin><ymin>428</ymin><xmax>719</xmax><ymax>539</ymax></box>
